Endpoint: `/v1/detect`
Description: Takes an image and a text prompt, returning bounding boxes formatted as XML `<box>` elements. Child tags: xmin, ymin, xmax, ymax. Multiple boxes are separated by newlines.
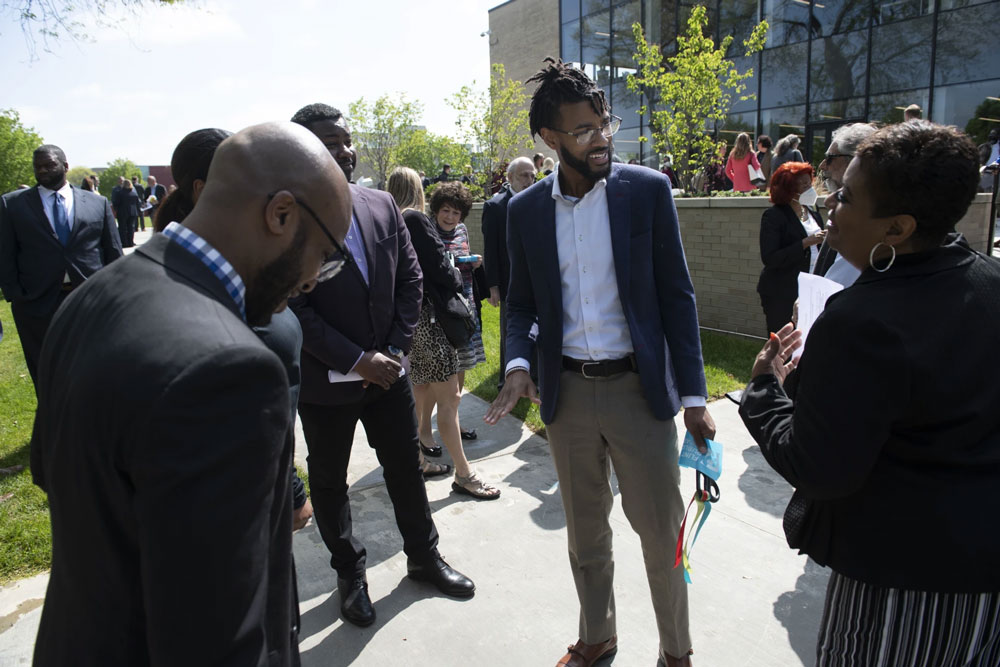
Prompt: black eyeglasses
<box><xmin>822</xmin><ymin>152</ymin><xmax>853</xmax><ymax>162</ymax></box>
<box><xmin>551</xmin><ymin>115</ymin><xmax>622</xmax><ymax>146</ymax></box>
<box><xmin>267</xmin><ymin>192</ymin><xmax>351</xmax><ymax>282</ymax></box>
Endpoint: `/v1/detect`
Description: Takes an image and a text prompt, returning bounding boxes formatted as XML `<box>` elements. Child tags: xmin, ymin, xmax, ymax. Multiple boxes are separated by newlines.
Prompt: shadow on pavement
<box><xmin>738</xmin><ymin>446</ymin><xmax>791</xmax><ymax>518</ymax></box>
<box><xmin>772</xmin><ymin>557</ymin><xmax>830</xmax><ymax>666</ymax></box>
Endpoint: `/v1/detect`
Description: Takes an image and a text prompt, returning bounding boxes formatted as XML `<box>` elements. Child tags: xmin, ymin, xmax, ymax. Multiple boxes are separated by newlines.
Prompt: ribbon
<box><xmin>674</xmin><ymin>471</ymin><xmax>718</xmax><ymax>583</ymax></box>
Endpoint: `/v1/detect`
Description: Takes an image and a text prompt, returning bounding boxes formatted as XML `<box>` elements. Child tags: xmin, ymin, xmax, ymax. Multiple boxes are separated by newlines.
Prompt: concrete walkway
<box><xmin>0</xmin><ymin>387</ymin><xmax>830</xmax><ymax>666</ymax></box>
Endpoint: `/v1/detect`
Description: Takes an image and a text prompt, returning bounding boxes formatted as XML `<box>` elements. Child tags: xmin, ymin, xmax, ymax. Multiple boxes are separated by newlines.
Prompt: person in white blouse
<box><xmin>486</xmin><ymin>59</ymin><xmax>714</xmax><ymax>667</ymax></box>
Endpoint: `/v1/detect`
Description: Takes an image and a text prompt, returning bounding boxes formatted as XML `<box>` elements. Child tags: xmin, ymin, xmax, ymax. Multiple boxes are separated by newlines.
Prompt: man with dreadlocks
<box><xmin>485</xmin><ymin>59</ymin><xmax>715</xmax><ymax>667</ymax></box>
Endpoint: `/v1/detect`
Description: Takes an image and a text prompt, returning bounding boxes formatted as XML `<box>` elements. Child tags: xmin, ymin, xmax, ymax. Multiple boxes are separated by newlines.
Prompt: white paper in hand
<box><xmin>794</xmin><ymin>272</ymin><xmax>843</xmax><ymax>359</ymax></box>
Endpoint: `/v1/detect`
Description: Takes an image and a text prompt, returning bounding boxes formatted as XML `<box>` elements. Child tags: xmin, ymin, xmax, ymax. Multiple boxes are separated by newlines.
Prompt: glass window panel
<box><xmin>810</xmin><ymin>97</ymin><xmax>866</xmax><ymax>122</ymax></box>
<box><xmin>935</xmin><ymin>4</ymin><xmax>1000</xmax><ymax>87</ymax></box>
<box><xmin>869</xmin><ymin>16</ymin><xmax>933</xmax><ymax>95</ymax></box>
<box><xmin>762</xmin><ymin>0</ymin><xmax>810</xmax><ymax>47</ymax></box>
<box><xmin>640</xmin><ymin>122</ymin><xmax>659</xmax><ymax>167</ymax></box>
<box><xmin>582</xmin><ymin>10</ymin><xmax>612</xmax><ymax>69</ymax></box>
<box><xmin>719</xmin><ymin>0</ymin><xmax>760</xmax><ymax>57</ymax></box>
<box><xmin>939</xmin><ymin>0</ymin><xmax>994</xmax><ymax>8</ymax></box>
<box><xmin>811</xmin><ymin>0</ymin><xmax>870</xmax><ymax>36</ymax></box>
<box><xmin>730</xmin><ymin>55</ymin><xmax>759</xmax><ymax>113</ymax></box>
<box><xmin>810</xmin><ymin>29</ymin><xmax>868</xmax><ymax>103</ymax></box>
<box><xmin>868</xmin><ymin>89</ymin><xmax>929</xmax><ymax>125</ymax></box>
<box><xmin>611</xmin><ymin>0</ymin><xmax>641</xmax><ymax>74</ymax></box>
<box><xmin>874</xmin><ymin>0</ymin><xmax>933</xmax><ymax>25</ymax></box>
<box><xmin>583</xmin><ymin>0</ymin><xmax>610</xmax><ymax>16</ymax></box>
<box><xmin>931</xmin><ymin>80</ymin><xmax>1000</xmax><ymax>134</ymax></box>
<box><xmin>655</xmin><ymin>0</ymin><xmax>679</xmax><ymax>56</ymax></box>
<box><xmin>721</xmin><ymin>112</ymin><xmax>759</xmax><ymax>147</ymax></box>
<box><xmin>562</xmin><ymin>20</ymin><xmax>582</xmax><ymax>64</ymax></box>
<box><xmin>761</xmin><ymin>105</ymin><xmax>806</xmax><ymax>144</ymax></box>
<box><xmin>613</xmin><ymin>126</ymin><xmax>641</xmax><ymax>163</ymax></box>
<box><xmin>562</xmin><ymin>0</ymin><xmax>580</xmax><ymax>23</ymax></box>
<box><xmin>611</xmin><ymin>80</ymin><xmax>642</xmax><ymax>126</ymax></box>
<box><xmin>760</xmin><ymin>42</ymin><xmax>808</xmax><ymax>107</ymax></box>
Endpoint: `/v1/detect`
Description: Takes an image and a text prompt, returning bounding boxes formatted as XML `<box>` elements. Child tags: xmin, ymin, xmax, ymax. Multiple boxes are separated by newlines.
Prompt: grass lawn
<box><xmin>0</xmin><ymin>300</ymin><xmax>759</xmax><ymax>585</ymax></box>
<box><xmin>464</xmin><ymin>303</ymin><xmax>761</xmax><ymax>435</ymax></box>
<box><xmin>0</xmin><ymin>300</ymin><xmax>50</xmax><ymax>585</ymax></box>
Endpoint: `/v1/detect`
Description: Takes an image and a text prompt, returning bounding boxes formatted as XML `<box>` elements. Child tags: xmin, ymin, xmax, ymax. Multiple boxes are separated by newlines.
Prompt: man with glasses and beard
<box><xmin>485</xmin><ymin>59</ymin><xmax>715</xmax><ymax>667</ymax></box>
<box><xmin>30</xmin><ymin>122</ymin><xmax>351</xmax><ymax>666</ymax></box>
<box><xmin>289</xmin><ymin>104</ymin><xmax>475</xmax><ymax>630</ymax></box>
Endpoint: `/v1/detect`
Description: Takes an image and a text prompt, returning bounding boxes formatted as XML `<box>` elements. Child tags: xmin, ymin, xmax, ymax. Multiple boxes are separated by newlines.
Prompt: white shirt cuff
<box><xmin>504</xmin><ymin>358</ymin><xmax>530</xmax><ymax>377</ymax></box>
<box><xmin>681</xmin><ymin>395</ymin><xmax>707</xmax><ymax>408</ymax></box>
<box><xmin>347</xmin><ymin>351</ymin><xmax>365</xmax><ymax>374</ymax></box>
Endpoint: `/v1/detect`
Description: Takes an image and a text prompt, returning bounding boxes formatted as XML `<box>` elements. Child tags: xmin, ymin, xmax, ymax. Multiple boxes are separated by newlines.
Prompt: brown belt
<box><xmin>562</xmin><ymin>355</ymin><xmax>637</xmax><ymax>378</ymax></box>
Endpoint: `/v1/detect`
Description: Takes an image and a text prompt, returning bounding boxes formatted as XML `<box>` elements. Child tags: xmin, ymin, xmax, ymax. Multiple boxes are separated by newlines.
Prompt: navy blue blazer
<box><xmin>505</xmin><ymin>164</ymin><xmax>707</xmax><ymax>425</ymax></box>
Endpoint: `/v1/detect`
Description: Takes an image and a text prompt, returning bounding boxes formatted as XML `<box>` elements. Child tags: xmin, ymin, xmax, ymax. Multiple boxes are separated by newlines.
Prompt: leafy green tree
<box><xmin>395</xmin><ymin>129</ymin><xmax>469</xmax><ymax>181</ymax></box>
<box><xmin>627</xmin><ymin>6</ymin><xmax>767</xmax><ymax>190</ymax></box>
<box><xmin>0</xmin><ymin>109</ymin><xmax>43</xmax><ymax>194</ymax></box>
<box><xmin>447</xmin><ymin>63</ymin><xmax>533</xmax><ymax>200</ymax></box>
<box><xmin>2</xmin><ymin>0</ymin><xmax>182</xmax><ymax>59</ymax></box>
<box><xmin>66</xmin><ymin>165</ymin><xmax>97</xmax><ymax>188</ymax></box>
<box><xmin>966</xmin><ymin>98</ymin><xmax>1000</xmax><ymax>147</ymax></box>
<box><xmin>348</xmin><ymin>95</ymin><xmax>422</xmax><ymax>189</ymax></box>
<box><xmin>97</xmin><ymin>158</ymin><xmax>141</xmax><ymax>199</ymax></box>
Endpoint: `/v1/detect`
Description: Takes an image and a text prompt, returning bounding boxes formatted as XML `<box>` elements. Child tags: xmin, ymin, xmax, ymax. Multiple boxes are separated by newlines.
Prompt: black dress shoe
<box><xmin>460</xmin><ymin>429</ymin><xmax>478</xmax><ymax>440</ymax></box>
<box><xmin>337</xmin><ymin>576</ymin><xmax>375</xmax><ymax>627</ymax></box>
<box><xmin>407</xmin><ymin>554</ymin><xmax>475</xmax><ymax>598</ymax></box>
<box><xmin>419</xmin><ymin>440</ymin><xmax>442</xmax><ymax>457</ymax></box>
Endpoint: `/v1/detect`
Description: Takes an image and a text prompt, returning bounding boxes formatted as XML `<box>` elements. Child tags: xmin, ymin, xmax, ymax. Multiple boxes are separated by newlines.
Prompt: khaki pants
<box><xmin>546</xmin><ymin>369</ymin><xmax>691</xmax><ymax>660</ymax></box>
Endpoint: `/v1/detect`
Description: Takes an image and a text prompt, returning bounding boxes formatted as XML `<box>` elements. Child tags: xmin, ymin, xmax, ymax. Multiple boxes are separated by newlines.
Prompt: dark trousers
<box><xmin>497</xmin><ymin>300</ymin><xmax>507</xmax><ymax>390</ymax></box>
<box><xmin>297</xmin><ymin>378</ymin><xmax>439</xmax><ymax>579</ymax></box>
<box><xmin>117</xmin><ymin>217</ymin><xmax>135</xmax><ymax>248</ymax></box>
<box><xmin>10</xmin><ymin>297</ymin><xmax>64</xmax><ymax>387</ymax></box>
<box><xmin>137</xmin><ymin>210</ymin><xmax>146</xmax><ymax>232</ymax></box>
<box><xmin>760</xmin><ymin>294</ymin><xmax>795</xmax><ymax>337</ymax></box>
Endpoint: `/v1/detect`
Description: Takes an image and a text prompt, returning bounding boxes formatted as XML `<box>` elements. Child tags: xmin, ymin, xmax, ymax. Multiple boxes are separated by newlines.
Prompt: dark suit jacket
<box><xmin>756</xmin><ymin>204</ymin><xmax>815</xmax><ymax>302</ymax></box>
<box><xmin>111</xmin><ymin>187</ymin><xmax>141</xmax><ymax>222</ymax></box>
<box><xmin>813</xmin><ymin>239</ymin><xmax>838</xmax><ymax>277</ymax></box>
<box><xmin>740</xmin><ymin>235</ymin><xmax>1000</xmax><ymax>593</ymax></box>
<box><xmin>0</xmin><ymin>185</ymin><xmax>122</xmax><ymax>317</ymax></box>
<box><xmin>147</xmin><ymin>183</ymin><xmax>167</xmax><ymax>202</ymax></box>
<box><xmin>291</xmin><ymin>185</ymin><xmax>422</xmax><ymax>406</ymax></box>
<box><xmin>30</xmin><ymin>233</ymin><xmax>297</xmax><ymax>665</ymax></box>
<box><xmin>482</xmin><ymin>184</ymin><xmax>513</xmax><ymax>299</ymax></box>
<box><xmin>401</xmin><ymin>209</ymin><xmax>463</xmax><ymax>306</ymax></box>
<box><xmin>506</xmin><ymin>164</ymin><xmax>707</xmax><ymax>425</ymax></box>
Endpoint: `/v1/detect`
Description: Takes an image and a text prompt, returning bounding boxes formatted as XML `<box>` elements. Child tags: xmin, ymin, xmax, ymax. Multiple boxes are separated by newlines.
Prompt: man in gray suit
<box><xmin>0</xmin><ymin>144</ymin><xmax>122</xmax><ymax>385</ymax></box>
<box><xmin>30</xmin><ymin>122</ymin><xmax>352</xmax><ymax>665</ymax></box>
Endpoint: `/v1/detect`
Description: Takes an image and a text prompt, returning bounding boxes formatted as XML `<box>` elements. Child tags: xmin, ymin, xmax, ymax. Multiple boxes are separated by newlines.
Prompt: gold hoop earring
<box><xmin>869</xmin><ymin>241</ymin><xmax>896</xmax><ymax>273</ymax></box>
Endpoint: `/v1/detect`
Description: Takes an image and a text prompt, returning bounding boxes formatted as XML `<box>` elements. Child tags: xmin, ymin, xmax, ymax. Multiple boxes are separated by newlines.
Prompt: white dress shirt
<box><xmin>506</xmin><ymin>165</ymin><xmax>705</xmax><ymax>408</ymax></box>
<box><xmin>37</xmin><ymin>182</ymin><xmax>75</xmax><ymax>235</ymax></box>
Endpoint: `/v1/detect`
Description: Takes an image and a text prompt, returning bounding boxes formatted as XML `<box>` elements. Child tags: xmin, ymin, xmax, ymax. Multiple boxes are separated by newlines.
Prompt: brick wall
<box><xmin>463</xmin><ymin>193</ymin><xmax>994</xmax><ymax>338</ymax></box>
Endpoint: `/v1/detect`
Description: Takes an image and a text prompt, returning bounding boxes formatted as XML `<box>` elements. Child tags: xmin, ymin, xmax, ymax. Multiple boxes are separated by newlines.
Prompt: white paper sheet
<box><xmin>794</xmin><ymin>272</ymin><xmax>844</xmax><ymax>359</ymax></box>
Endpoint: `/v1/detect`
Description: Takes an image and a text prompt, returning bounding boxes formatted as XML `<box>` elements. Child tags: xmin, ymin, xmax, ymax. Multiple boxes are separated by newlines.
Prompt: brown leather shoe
<box><xmin>556</xmin><ymin>636</ymin><xmax>618</xmax><ymax>666</ymax></box>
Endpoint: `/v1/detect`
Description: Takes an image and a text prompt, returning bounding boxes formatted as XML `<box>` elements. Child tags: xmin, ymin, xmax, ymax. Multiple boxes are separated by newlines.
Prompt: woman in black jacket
<box><xmin>387</xmin><ymin>167</ymin><xmax>500</xmax><ymax>499</ymax></box>
<box><xmin>740</xmin><ymin>121</ymin><xmax>1000</xmax><ymax>666</ymax></box>
<box><xmin>756</xmin><ymin>161</ymin><xmax>825</xmax><ymax>335</ymax></box>
<box><xmin>111</xmin><ymin>178</ymin><xmax>141</xmax><ymax>247</ymax></box>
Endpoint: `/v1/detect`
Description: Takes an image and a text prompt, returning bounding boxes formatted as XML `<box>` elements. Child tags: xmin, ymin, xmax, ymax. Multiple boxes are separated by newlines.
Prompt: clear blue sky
<box><xmin>0</xmin><ymin>0</ymin><xmax>499</xmax><ymax>168</ymax></box>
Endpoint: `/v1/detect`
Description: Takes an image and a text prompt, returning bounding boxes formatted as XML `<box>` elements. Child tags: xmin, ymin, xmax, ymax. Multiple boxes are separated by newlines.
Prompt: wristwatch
<box><xmin>386</xmin><ymin>345</ymin><xmax>404</xmax><ymax>359</ymax></box>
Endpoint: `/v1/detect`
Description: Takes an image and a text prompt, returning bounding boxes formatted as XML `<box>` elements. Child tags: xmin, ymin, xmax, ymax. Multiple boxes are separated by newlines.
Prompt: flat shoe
<box><xmin>557</xmin><ymin>636</ymin><xmax>618</xmax><ymax>666</ymax></box>
<box><xmin>419</xmin><ymin>440</ymin><xmax>442</xmax><ymax>457</ymax></box>
<box><xmin>421</xmin><ymin>460</ymin><xmax>452</xmax><ymax>478</ymax></box>
<box><xmin>451</xmin><ymin>471</ymin><xmax>500</xmax><ymax>500</ymax></box>
<box><xmin>460</xmin><ymin>429</ymin><xmax>478</xmax><ymax>440</ymax></box>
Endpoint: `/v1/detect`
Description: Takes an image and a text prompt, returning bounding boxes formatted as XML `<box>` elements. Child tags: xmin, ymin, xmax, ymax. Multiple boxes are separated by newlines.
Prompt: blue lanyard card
<box><xmin>679</xmin><ymin>432</ymin><xmax>723</xmax><ymax>481</ymax></box>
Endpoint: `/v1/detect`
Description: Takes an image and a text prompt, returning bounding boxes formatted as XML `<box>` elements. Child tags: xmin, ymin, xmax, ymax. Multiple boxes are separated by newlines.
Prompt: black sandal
<box><xmin>419</xmin><ymin>440</ymin><xmax>442</xmax><ymax>457</ymax></box>
<box><xmin>460</xmin><ymin>429</ymin><xmax>478</xmax><ymax>441</ymax></box>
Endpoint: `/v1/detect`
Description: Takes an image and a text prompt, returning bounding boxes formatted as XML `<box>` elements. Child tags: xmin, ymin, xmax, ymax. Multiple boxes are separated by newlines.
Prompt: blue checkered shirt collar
<box><xmin>162</xmin><ymin>222</ymin><xmax>246</xmax><ymax>320</ymax></box>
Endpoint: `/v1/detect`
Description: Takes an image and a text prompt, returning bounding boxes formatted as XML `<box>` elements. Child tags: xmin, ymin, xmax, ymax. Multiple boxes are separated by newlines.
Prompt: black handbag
<box><xmin>433</xmin><ymin>292</ymin><xmax>476</xmax><ymax>348</ymax></box>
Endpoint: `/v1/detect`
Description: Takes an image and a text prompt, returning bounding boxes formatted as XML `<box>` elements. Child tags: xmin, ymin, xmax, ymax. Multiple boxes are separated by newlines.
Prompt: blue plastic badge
<box><xmin>679</xmin><ymin>432</ymin><xmax>723</xmax><ymax>480</ymax></box>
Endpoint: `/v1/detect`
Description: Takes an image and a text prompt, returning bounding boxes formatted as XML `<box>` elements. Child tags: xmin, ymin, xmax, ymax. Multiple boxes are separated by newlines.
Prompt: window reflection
<box><xmin>761</xmin><ymin>106</ymin><xmax>806</xmax><ymax>144</ymax></box>
<box><xmin>761</xmin><ymin>42</ymin><xmax>808</xmax><ymax>107</ymax></box>
<box><xmin>730</xmin><ymin>55</ymin><xmax>759</xmax><ymax>114</ymax></box>
<box><xmin>562</xmin><ymin>20</ymin><xmax>582</xmax><ymax>64</ymax></box>
<box><xmin>868</xmin><ymin>89</ymin><xmax>930</xmax><ymax>125</ymax></box>
<box><xmin>874</xmin><ymin>0</ymin><xmax>932</xmax><ymax>25</ymax></box>
<box><xmin>869</xmin><ymin>16</ymin><xmax>932</xmax><ymax>95</ymax></box>
<box><xmin>810</xmin><ymin>98</ymin><xmax>866</xmax><ymax>122</ymax></box>
<box><xmin>561</xmin><ymin>0</ymin><xmax>580</xmax><ymax>23</ymax></box>
<box><xmin>934</xmin><ymin>4</ymin><xmax>1000</xmax><ymax>86</ymax></box>
<box><xmin>582</xmin><ymin>10</ymin><xmax>611</xmax><ymax>68</ymax></box>
<box><xmin>614</xmin><ymin>126</ymin><xmax>641</xmax><ymax>163</ymax></box>
<box><xmin>719</xmin><ymin>0</ymin><xmax>759</xmax><ymax>56</ymax></box>
<box><xmin>932</xmin><ymin>81</ymin><xmax>1000</xmax><ymax>131</ymax></box>
<box><xmin>762</xmin><ymin>0</ymin><xmax>810</xmax><ymax>46</ymax></box>
<box><xmin>811</xmin><ymin>0</ymin><xmax>870</xmax><ymax>36</ymax></box>
<box><xmin>810</xmin><ymin>29</ymin><xmax>868</xmax><ymax>102</ymax></box>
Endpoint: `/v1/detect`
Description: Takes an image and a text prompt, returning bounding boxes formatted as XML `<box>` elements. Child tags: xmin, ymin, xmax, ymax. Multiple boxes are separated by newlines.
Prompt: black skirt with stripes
<box><xmin>817</xmin><ymin>571</ymin><xmax>1000</xmax><ymax>666</ymax></box>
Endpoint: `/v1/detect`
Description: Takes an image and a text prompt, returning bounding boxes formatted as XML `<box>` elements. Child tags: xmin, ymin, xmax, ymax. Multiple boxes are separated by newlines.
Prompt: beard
<box><xmin>558</xmin><ymin>137</ymin><xmax>614</xmax><ymax>183</ymax></box>
<box><xmin>244</xmin><ymin>222</ymin><xmax>309</xmax><ymax>327</ymax></box>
